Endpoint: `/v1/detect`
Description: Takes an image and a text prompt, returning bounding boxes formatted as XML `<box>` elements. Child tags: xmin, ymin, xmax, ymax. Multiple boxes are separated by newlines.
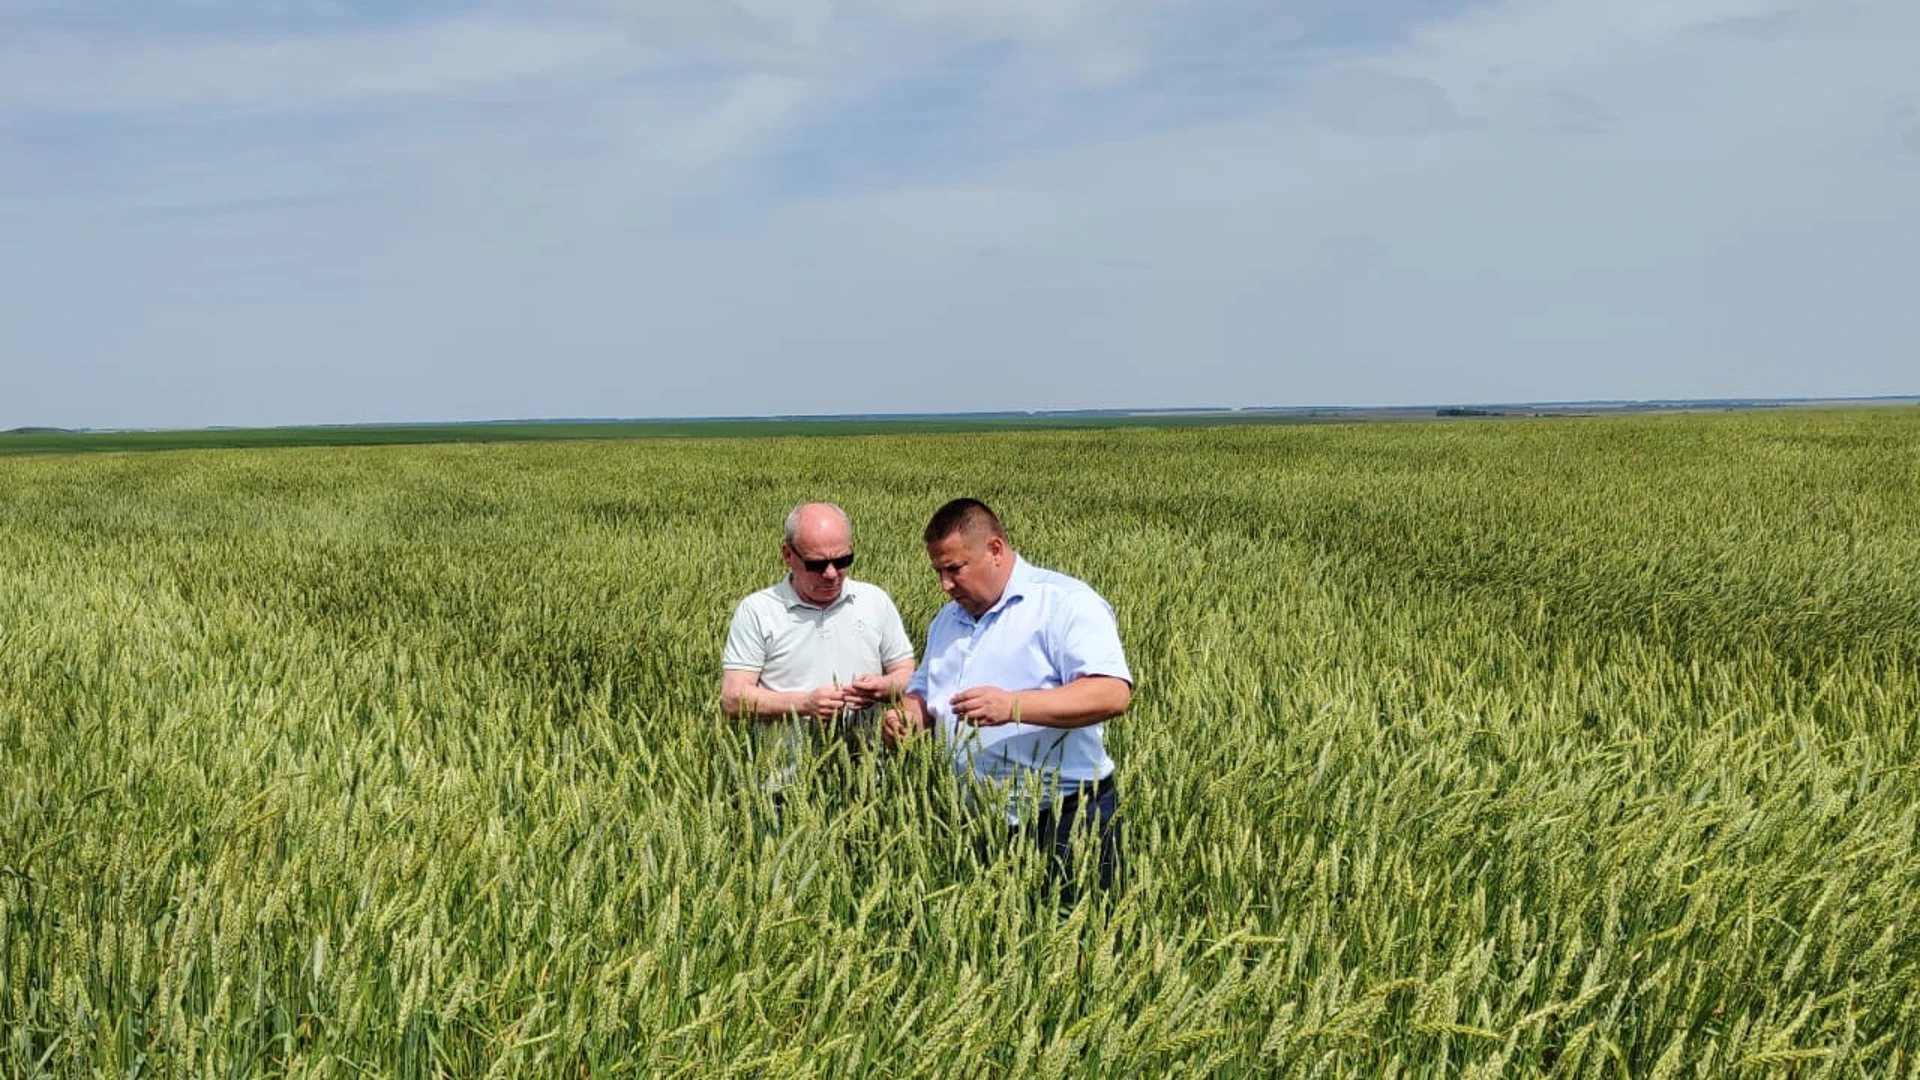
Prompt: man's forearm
<box><xmin>900</xmin><ymin>692</ymin><xmax>927</xmax><ymax>725</ymax></box>
<box><xmin>881</xmin><ymin>662</ymin><xmax>916</xmax><ymax>698</ymax></box>
<box><xmin>1008</xmin><ymin>677</ymin><xmax>1131</xmax><ymax>729</ymax></box>
<box><xmin>881</xmin><ymin>693</ymin><xmax>930</xmax><ymax>744</ymax></box>
<box><xmin>721</xmin><ymin>685</ymin><xmax>811</xmax><ymax>721</ymax></box>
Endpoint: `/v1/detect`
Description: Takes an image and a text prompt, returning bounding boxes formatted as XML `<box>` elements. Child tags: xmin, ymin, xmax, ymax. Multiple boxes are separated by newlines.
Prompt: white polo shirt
<box><xmin>908</xmin><ymin>556</ymin><xmax>1132</xmax><ymax>819</ymax></box>
<box><xmin>723</xmin><ymin>577</ymin><xmax>914</xmax><ymax>788</ymax></box>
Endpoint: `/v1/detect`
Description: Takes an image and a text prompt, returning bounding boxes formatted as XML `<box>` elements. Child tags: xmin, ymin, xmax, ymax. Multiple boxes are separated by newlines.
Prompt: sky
<box><xmin>3</xmin><ymin>0</ymin><xmax>1917</xmax><ymax>429</ymax></box>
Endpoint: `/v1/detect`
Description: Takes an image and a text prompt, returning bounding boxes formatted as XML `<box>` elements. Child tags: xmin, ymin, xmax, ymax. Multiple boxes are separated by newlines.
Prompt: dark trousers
<box><xmin>1023</xmin><ymin>776</ymin><xmax>1122</xmax><ymax>906</ymax></box>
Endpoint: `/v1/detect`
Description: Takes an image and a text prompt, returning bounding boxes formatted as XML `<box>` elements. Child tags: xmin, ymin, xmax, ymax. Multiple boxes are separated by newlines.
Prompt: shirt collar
<box><xmin>774</xmin><ymin>575</ymin><xmax>853</xmax><ymax>612</ymax></box>
<box><xmin>970</xmin><ymin>554</ymin><xmax>1032</xmax><ymax>622</ymax></box>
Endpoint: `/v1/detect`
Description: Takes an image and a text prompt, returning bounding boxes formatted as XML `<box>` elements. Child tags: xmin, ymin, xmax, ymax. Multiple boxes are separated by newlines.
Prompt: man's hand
<box><xmin>881</xmin><ymin>696</ymin><xmax>928</xmax><ymax>748</ymax></box>
<box><xmin>801</xmin><ymin>684</ymin><xmax>854</xmax><ymax>720</ymax></box>
<box><xmin>843</xmin><ymin>674</ymin><xmax>894</xmax><ymax>710</ymax></box>
<box><xmin>950</xmin><ymin>686</ymin><xmax>1023</xmax><ymax>727</ymax></box>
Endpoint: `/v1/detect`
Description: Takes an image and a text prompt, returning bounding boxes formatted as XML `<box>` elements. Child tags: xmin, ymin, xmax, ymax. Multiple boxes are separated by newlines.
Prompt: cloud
<box><xmin>1694</xmin><ymin>9</ymin><xmax>1801</xmax><ymax>41</ymax></box>
<box><xmin>1297</xmin><ymin>68</ymin><xmax>1471</xmax><ymax>137</ymax></box>
<box><xmin>565</xmin><ymin>0</ymin><xmax>837</xmax><ymax>74</ymax></box>
<box><xmin>1520</xmin><ymin>89</ymin><xmax>1613</xmax><ymax>135</ymax></box>
<box><xmin>0</xmin><ymin>13</ymin><xmax>641</xmax><ymax>116</ymax></box>
<box><xmin>1895</xmin><ymin>102</ymin><xmax>1920</xmax><ymax>155</ymax></box>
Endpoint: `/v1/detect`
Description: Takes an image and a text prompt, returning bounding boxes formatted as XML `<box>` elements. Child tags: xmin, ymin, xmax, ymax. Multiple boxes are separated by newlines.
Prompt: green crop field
<box><xmin>3</xmin><ymin>409</ymin><xmax>1918</xmax><ymax>1076</ymax></box>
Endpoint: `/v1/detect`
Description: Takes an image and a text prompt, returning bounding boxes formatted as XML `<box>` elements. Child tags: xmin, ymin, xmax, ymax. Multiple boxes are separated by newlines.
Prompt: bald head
<box><xmin>785</xmin><ymin>503</ymin><xmax>851</xmax><ymax>548</ymax></box>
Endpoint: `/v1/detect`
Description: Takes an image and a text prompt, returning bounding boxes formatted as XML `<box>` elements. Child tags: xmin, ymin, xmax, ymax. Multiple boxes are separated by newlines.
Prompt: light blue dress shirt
<box><xmin>908</xmin><ymin>555</ymin><xmax>1132</xmax><ymax>817</ymax></box>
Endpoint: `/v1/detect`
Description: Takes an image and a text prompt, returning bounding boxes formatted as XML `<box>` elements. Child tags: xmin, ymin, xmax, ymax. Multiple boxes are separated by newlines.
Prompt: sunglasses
<box><xmin>796</xmin><ymin>551</ymin><xmax>855</xmax><ymax>573</ymax></box>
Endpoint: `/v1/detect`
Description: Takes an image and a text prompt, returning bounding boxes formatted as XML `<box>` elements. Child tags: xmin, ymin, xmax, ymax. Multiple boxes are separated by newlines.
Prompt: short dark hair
<box><xmin>923</xmin><ymin>498</ymin><xmax>1006</xmax><ymax>545</ymax></box>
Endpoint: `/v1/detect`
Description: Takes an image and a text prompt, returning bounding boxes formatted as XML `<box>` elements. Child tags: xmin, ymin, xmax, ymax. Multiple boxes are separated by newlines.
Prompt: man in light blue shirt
<box><xmin>883</xmin><ymin>498</ymin><xmax>1132</xmax><ymax>901</ymax></box>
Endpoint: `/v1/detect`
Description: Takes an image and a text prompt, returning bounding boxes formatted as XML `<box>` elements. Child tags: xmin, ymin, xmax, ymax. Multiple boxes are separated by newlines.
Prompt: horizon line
<box><xmin>14</xmin><ymin>393</ymin><xmax>1920</xmax><ymax>436</ymax></box>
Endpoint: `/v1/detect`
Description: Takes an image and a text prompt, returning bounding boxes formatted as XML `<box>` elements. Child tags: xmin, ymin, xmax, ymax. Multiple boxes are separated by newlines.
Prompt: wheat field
<box><xmin>3</xmin><ymin>408</ymin><xmax>1918</xmax><ymax>1076</ymax></box>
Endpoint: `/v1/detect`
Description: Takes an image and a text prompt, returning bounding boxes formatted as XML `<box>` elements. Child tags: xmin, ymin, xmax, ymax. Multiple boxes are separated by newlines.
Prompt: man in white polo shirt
<box><xmin>722</xmin><ymin>502</ymin><xmax>916</xmax><ymax>801</ymax></box>
<box><xmin>882</xmin><ymin>498</ymin><xmax>1132</xmax><ymax>901</ymax></box>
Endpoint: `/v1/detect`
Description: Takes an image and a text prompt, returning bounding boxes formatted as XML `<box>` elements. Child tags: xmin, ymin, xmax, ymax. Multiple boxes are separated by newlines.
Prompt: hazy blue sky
<box><xmin>4</xmin><ymin>0</ymin><xmax>1917</xmax><ymax>429</ymax></box>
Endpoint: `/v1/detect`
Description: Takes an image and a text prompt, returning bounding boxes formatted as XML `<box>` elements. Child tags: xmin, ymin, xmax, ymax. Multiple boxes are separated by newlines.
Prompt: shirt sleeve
<box><xmin>875</xmin><ymin>592</ymin><xmax>916</xmax><ymax>668</ymax></box>
<box><xmin>1047</xmin><ymin>587</ymin><xmax>1133</xmax><ymax>685</ymax></box>
<box><xmin>720</xmin><ymin>599</ymin><xmax>766</xmax><ymax>672</ymax></box>
<box><xmin>906</xmin><ymin>608</ymin><xmax>942</xmax><ymax>697</ymax></box>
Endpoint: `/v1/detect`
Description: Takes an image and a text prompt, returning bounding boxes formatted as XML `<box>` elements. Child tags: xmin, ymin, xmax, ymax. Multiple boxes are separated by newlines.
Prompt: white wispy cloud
<box><xmin>0</xmin><ymin>12</ymin><xmax>640</xmax><ymax>116</ymax></box>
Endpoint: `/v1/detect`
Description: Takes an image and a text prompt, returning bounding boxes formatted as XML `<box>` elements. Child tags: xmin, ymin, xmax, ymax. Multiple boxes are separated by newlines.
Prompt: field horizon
<box><xmin>6</xmin><ymin>394</ymin><xmax>1916</xmax><ymax>457</ymax></box>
